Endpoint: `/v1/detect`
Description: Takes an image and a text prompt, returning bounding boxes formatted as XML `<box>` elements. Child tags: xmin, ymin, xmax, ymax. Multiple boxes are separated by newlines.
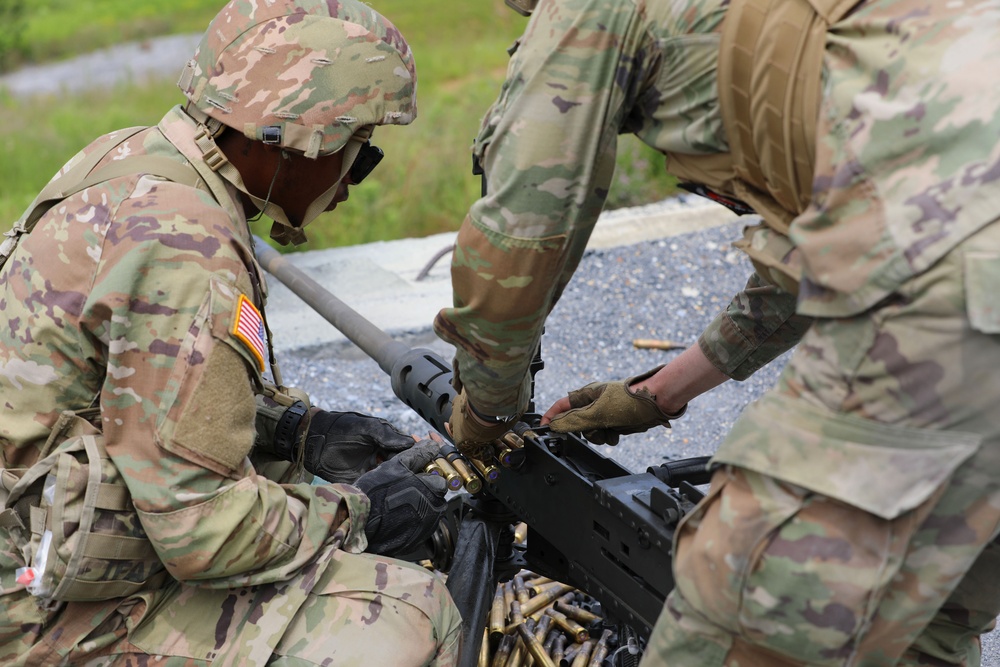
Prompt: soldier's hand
<box><xmin>448</xmin><ymin>389</ymin><xmax>512</xmax><ymax>462</ymax></box>
<box><xmin>541</xmin><ymin>366</ymin><xmax>686</xmax><ymax>445</ymax></box>
<box><xmin>354</xmin><ymin>440</ymin><xmax>449</xmax><ymax>556</ymax></box>
<box><xmin>303</xmin><ymin>410</ymin><xmax>416</xmax><ymax>484</ymax></box>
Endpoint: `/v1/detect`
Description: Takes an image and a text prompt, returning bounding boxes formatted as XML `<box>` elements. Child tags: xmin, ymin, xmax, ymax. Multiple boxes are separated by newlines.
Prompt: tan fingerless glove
<box><xmin>448</xmin><ymin>389</ymin><xmax>513</xmax><ymax>461</ymax></box>
<box><xmin>547</xmin><ymin>366</ymin><xmax>686</xmax><ymax>445</ymax></box>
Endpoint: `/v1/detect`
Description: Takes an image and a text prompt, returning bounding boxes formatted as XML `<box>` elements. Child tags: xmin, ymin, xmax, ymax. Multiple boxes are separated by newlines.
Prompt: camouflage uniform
<box><xmin>0</xmin><ymin>1</ymin><xmax>461</xmax><ymax>663</ymax></box>
<box><xmin>433</xmin><ymin>0</ymin><xmax>1000</xmax><ymax>663</ymax></box>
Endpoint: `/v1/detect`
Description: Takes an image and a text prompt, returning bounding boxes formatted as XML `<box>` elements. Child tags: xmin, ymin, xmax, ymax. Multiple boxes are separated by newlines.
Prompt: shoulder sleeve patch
<box><xmin>231</xmin><ymin>293</ymin><xmax>267</xmax><ymax>372</ymax></box>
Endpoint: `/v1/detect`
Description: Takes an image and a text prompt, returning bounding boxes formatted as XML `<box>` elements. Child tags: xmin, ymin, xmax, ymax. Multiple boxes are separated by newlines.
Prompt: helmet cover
<box><xmin>179</xmin><ymin>0</ymin><xmax>417</xmax><ymax>159</ymax></box>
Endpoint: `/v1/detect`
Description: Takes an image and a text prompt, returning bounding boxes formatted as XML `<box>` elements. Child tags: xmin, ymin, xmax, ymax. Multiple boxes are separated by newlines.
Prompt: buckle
<box><xmin>203</xmin><ymin>145</ymin><xmax>227</xmax><ymax>172</ymax></box>
<box><xmin>193</xmin><ymin>126</ymin><xmax>228</xmax><ymax>172</ymax></box>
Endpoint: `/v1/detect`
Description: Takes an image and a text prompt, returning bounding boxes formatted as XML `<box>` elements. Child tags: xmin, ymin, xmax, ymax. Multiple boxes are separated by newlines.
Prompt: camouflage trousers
<box><xmin>3</xmin><ymin>549</ymin><xmax>461</xmax><ymax>667</ymax></box>
<box><xmin>643</xmin><ymin>217</ymin><xmax>1000</xmax><ymax>666</ymax></box>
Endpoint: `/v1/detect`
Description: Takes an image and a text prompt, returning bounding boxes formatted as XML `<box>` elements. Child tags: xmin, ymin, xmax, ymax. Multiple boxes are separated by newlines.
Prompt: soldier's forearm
<box><xmin>630</xmin><ymin>345</ymin><xmax>730</xmax><ymax>415</ymax></box>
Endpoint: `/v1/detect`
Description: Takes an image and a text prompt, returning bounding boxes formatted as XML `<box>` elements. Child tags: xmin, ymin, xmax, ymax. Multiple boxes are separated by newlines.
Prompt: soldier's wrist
<box><xmin>273</xmin><ymin>400</ymin><xmax>309</xmax><ymax>460</ymax></box>
<box><xmin>466</xmin><ymin>399</ymin><xmax>513</xmax><ymax>426</ymax></box>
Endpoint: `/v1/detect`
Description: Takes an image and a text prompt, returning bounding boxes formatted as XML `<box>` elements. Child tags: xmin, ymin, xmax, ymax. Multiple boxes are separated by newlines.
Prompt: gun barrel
<box><xmin>253</xmin><ymin>238</ymin><xmax>407</xmax><ymax>375</ymax></box>
<box><xmin>254</xmin><ymin>237</ymin><xmax>457</xmax><ymax>434</ymax></box>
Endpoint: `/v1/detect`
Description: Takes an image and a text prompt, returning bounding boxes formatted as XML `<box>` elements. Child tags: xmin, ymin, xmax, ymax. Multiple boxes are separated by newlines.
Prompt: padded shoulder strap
<box><xmin>0</xmin><ymin>130</ymin><xmax>203</xmax><ymax>269</ymax></box>
<box><xmin>718</xmin><ymin>0</ymin><xmax>862</xmax><ymax>227</ymax></box>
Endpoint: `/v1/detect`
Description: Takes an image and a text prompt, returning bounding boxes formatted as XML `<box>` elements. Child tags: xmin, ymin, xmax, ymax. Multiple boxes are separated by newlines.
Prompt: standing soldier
<box><xmin>0</xmin><ymin>0</ymin><xmax>461</xmax><ymax>664</ymax></box>
<box><xmin>435</xmin><ymin>0</ymin><xmax>1000</xmax><ymax>664</ymax></box>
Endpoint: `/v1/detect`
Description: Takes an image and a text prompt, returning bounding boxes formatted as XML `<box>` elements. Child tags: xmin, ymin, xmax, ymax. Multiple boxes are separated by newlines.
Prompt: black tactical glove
<box><xmin>354</xmin><ymin>440</ymin><xmax>449</xmax><ymax>557</ymax></box>
<box><xmin>300</xmin><ymin>410</ymin><xmax>416</xmax><ymax>484</ymax></box>
<box><xmin>547</xmin><ymin>366</ymin><xmax>686</xmax><ymax>445</ymax></box>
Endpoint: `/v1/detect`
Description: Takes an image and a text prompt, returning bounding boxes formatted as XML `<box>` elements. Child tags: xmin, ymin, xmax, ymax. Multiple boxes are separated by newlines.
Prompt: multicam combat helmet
<box><xmin>504</xmin><ymin>0</ymin><xmax>540</xmax><ymax>16</ymax></box>
<box><xmin>177</xmin><ymin>0</ymin><xmax>417</xmax><ymax>243</ymax></box>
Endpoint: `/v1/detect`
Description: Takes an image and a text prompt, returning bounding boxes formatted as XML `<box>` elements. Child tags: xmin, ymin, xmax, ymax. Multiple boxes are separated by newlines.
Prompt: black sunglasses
<box><xmin>349</xmin><ymin>141</ymin><xmax>384</xmax><ymax>184</ymax></box>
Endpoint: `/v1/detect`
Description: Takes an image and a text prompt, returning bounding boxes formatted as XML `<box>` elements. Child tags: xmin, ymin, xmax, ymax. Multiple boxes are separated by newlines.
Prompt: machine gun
<box><xmin>254</xmin><ymin>238</ymin><xmax>713</xmax><ymax>666</ymax></box>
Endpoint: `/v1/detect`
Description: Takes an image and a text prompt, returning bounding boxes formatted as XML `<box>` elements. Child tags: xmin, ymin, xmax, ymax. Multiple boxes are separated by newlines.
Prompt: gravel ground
<box><xmin>277</xmin><ymin>220</ymin><xmax>778</xmax><ymax>468</ymax></box>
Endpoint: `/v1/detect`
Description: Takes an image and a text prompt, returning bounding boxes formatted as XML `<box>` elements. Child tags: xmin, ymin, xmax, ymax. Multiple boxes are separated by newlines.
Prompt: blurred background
<box><xmin>0</xmin><ymin>0</ymin><xmax>676</xmax><ymax>251</ymax></box>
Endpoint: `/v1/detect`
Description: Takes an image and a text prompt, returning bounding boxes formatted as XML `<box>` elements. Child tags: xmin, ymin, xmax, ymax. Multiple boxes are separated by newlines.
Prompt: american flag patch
<box><xmin>232</xmin><ymin>294</ymin><xmax>266</xmax><ymax>372</ymax></box>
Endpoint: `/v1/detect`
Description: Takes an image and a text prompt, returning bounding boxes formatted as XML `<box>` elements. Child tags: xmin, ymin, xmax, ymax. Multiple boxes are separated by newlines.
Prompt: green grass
<box><xmin>0</xmin><ymin>0</ymin><xmax>677</xmax><ymax>251</ymax></box>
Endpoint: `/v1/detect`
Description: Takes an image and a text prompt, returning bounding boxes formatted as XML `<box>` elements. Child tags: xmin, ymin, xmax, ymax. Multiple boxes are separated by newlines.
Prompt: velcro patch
<box><xmin>232</xmin><ymin>294</ymin><xmax>266</xmax><ymax>372</ymax></box>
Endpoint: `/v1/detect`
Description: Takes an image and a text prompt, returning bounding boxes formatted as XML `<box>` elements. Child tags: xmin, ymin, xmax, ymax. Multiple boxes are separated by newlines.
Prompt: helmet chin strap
<box><xmin>270</xmin><ymin>128</ymin><xmax>371</xmax><ymax>244</ymax></box>
<box><xmin>186</xmin><ymin>105</ymin><xmax>373</xmax><ymax>246</ymax></box>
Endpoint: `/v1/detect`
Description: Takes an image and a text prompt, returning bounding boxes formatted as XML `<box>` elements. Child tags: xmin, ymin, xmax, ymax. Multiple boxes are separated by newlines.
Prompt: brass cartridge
<box><xmin>501</xmin><ymin>431</ymin><xmax>525</xmax><ymax>450</ymax></box>
<box><xmin>542</xmin><ymin>629</ymin><xmax>558</xmax><ymax>657</ymax></box>
<box><xmin>489</xmin><ymin>584</ymin><xmax>507</xmax><ymax>641</ymax></box>
<box><xmin>503</xmin><ymin>581</ymin><xmax>515</xmax><ymax>616</ymax></box>
<box><xmin>527</xmin><ymin>576</ymin><xmax>555</xmax><ymax>594</ymax></box>
<box><xmin>505</xmin><ymin>638</ymin><xmax>526</xmax><ymax>667</ymax></box>
<box><xmin>533</xmin><ymin>613</ymin><xmax>552</xmax><ymax>642</ymax></box>
<box><xmin>450</xmin><ymin>456</ymin><xmax>482</xmax><ymax>493</ymax></box>
<box><xmin>553</xmin><ymin>600</ymin><xmax>602</xmax><ymax>625</ymax></box>
<box><xmin>479</xmin><ymin>627</ymin><xmax>491</xmax><ymax>667</ymax></box>
<box><xmin>569</xmin><ymin>640</ymin><xmax>594</xmax><ymax>667</ymax></box>
<box><xmin>470</xmin><ymin>456</ymin><xmax>501</xmax><ymax>483</ymax></box>
<box><xmin>513</xmin><ymin>575</ymin><xmax>531</xmax><ymax>607</ymax></box>
<box><xmin>423</xmin><ymin>461</ymin><xmax>444</xmax><ymax>477</ymax></box>
<box><xmin>515</xmin><ymin>622</ymin><xmax>556</xmax><ymax>667</ymax></box>
<box><xmin>432</xmin><ymin>456</ymin><xmax>464</xmax><ymax>491</ymax></box>
<box><xmin>506</xmin><ymin>618</ymin><xmax>532</xmax><ymax>667</ymax></box>
<box><xmin>551</xmin><ymin>634</ymin><xmax>567</xmax><ymax>665</ymax></box>
<box><xmin>440</xmin><ymin>444</ymin><xmax>483</xmax><ymax>494</ymax></box>
<box><xmin>518</xmin><ymin>583</ymin><xmax>574</xmax><ymax>619</ymax></box>
<box><xmin>544</xmin><ymin>609</ymin><xmax>589</xmax><ymax>644</ymax></box>
<box><xmin>495</xmin><ymin>445</ymin><xmax>518</xmax><ymax>468</ymax></box>
<box><xmin>509</xmin><ymin>600</ymin><xmax>525</xmax><ymax>628</ymax></box>
<box><xmin>491</xmin><ymin>633</ymin><xmax>516</xmax><ymax>667</ymax></box>
<box><xmin>586</xmin><ymin>629</ymin><xmax>612</xmax><ymax>667</ymax></box>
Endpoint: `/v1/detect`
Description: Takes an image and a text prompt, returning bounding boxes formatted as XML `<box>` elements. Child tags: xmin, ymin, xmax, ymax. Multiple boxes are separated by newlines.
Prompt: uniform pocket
<box><xmin>672</xmin><ymin>465</ymin><xmax>940</xmax><ymax>665</ymax></box>
<box><xmin>714</xmin><ymin>393</ymin><xmax>981</xmax><ymax>520</ymax></box>
<box><xmin>965</xmin><ymin>251</ymin><xmax>1000</xmax><ymax>334</ymax></box>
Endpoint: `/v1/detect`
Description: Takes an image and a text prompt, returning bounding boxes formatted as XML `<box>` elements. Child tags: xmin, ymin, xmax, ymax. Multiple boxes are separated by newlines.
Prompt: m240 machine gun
<box><xmin>254</xmin><ymin>238</ymin><xmax>713</xmax><ymax>666</ymax></box>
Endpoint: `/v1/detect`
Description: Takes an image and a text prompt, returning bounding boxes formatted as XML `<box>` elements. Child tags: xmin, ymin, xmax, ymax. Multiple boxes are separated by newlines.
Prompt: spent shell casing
<box><xmin>479</xmin><ymin>627</ymin><xmax>491</xmax><ymax>667</ymax></box>
<box><xmin>515</xmin><ymin>623</ymin><xmax>557</xmax><ymax>667</ymax></box>
<box><xmin>503</xmin><ymin>581</ymin><xmax>515</xmax><ymax>615</ymax></box>
<box><xmin>509</xmin><ymin>600</ymin><xmax>525</xmax><ymax>627</ymax></box>
<box><xmin>513</xmin><ymin>575</ymin><xmax>531</xmax><ymax>606</ymax></box>
<box><xmin>513</xmin><ymin>522</ymin><xmax>528</xmax><ymax>544</ymax></box>
<box><xmin>518</xmin><ymin>582</ymin><xmax>574</xmax><ymax>619</ymax></box>
<box><xmin>491</xmin><ymin>633</ymin><xmax>516</xmax><ymax>667</ymax></box>
<box><xmin>505</xmin><ymin>638</ymin><xmax>526</xmax><ymax>667</ymax></box>
<box><xmin>432</xmin><ymin>456</ymin><xmax>464</xmax><ymax>491</ymax></box>
<box><xmin>542</xmin><ymin>629</ymin><xmax>558</xmax><ymax>656</ymax></box>
<box><xmin>586</xmin><ymin>629</ymin><xmax>612</xmax><ymax>667</ymax></box>
<box><xmin>533</xmin><ymin>613</ymin><xmax>552</xmax><ymax>642</ymax></box>
<box><xmin>553</xmin><ymin>600</ymin><xmax>602</xmax><ymax>625</ymax></box>
<box><xmin>569</xmin><ymin>639</ymin><xmax>595</xmax><ymax>667</ymax></box>
<box><xmin>527</xmin><ymin>576</ymin><xmax>555</xmax><ymax>594</ymax></box>
<box><xmin>489</xmin><ymin>584</ymin><xmax>507</xmax><ymax>641</ymax></box>
<box><xmin>545</xmin><ymin>609</ymin><xmax>589</xmax><ymax>644</ymax></box>
<box><xmin>551</xmin><ymin>634</ymin><xmax>567</xmax><ymax>664</ymax></box>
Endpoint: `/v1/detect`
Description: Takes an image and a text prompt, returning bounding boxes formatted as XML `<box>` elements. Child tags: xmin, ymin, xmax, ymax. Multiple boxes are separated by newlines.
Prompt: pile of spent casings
<box><xmin>475</xmin><ymin>525</ymin><xmax>640</xmax><ymax>667</ymax></box>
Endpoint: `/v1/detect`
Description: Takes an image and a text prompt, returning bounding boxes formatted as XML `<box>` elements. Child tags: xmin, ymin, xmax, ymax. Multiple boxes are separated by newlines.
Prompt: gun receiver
<box><xmin>254</xmin><ymin>238</ymin><xmax>710</xmax><ymax>663</ymax></box>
